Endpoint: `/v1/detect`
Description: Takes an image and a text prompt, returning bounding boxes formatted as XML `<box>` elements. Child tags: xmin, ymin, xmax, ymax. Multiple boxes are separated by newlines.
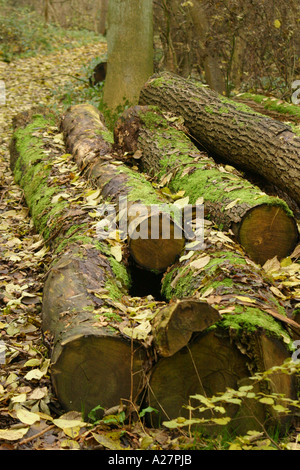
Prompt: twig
<box><xmin>17</xmin><ymin>424</ymin><xmax>56</xmax><ymax>447</ymax></box>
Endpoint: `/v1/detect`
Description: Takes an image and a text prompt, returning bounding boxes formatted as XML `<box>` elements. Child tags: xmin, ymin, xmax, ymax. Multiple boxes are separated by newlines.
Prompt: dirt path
<box><xmin>0</xmin><ymin>43</ymin><xmax>108</xmax><ymax>449</ymax></box>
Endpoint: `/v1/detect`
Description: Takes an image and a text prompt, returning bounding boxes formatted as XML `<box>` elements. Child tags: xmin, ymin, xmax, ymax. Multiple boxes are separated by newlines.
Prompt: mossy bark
<box><xmin>61</xmin><ymin>103</ymin><xmax>185</xmax><ymax>272</ymax></box>
<box><xmin>114</xmin><ymin>105</ymin><xmax>299</xmax><ymax>265</ymax></box>
<box><xmin>9</xmin><ymin>107</ymin><xmax>147</xmax><ymax>418</ymax></box>
<box><xmin>9</xmin><ymin>106</ymin><xmax>222</xmax><ymax>420</ymax></box>
<box><xmin>139</xmin><ymin>72</ymin><xmax>300</xmax><ymax>206</ymax></box>
<box><xmin>145</xmin><ymin>228</ymin><xmax>299</xmax><ymax>432</ymax></box>
<box><xmin>234</xmin><ymin>93</ymin><xmax>300</xmax><ymax>125</ymax></box>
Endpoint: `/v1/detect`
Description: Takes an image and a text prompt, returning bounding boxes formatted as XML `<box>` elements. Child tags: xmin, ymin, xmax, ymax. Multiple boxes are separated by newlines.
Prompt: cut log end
<box><xmin>238</xmin><ymin>204</ymin><xmax>299</xmax><ymax>265</ymax></box>
<box><xmin>152</xmin><ymin>299</ymin><xmax>222</xmax><ymax>357</ymax></box>
<box><xmin>51</xmin><ymin>334</ymin><xmax>146</xmax><ymax>419</ymax></box>
<box><xmin>128</xmin><ymin>213</ymin><xmax>185</xmax><ymax>272</ymax></box>
<box><xmin>146</xmin><ymin>329</ymin><xmax>295</xmax><ymax>433</ymax></box>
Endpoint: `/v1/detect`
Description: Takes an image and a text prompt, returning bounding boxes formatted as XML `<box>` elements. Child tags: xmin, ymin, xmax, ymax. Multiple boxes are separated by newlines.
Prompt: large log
<box><xmin>114</xmin><ymin>105</ymin><xmax>299</xmax><ymax>265</ymax></box>
<box><xmin>139</xmin><ymin>72</ymin><xmax>300</xmax><ymax>206</ymax></box>
<box><xmin>61</xmin><ymin>104</ymin><xmax>186</xmax><ymax>272</ymax></box>
<box><xmin>9</xmin><ymin>108</ymin><xmax>144</xmax><ymax>417</ymax></box>
<box><xmin>9</xmin><ymin>107</ymin><xmax>222</xmax><ymax>419</ymax></box>
<box><xmin>145</xmin><ymin>225</ymin><xmax>300</xmax><ymax>432</ymax></box>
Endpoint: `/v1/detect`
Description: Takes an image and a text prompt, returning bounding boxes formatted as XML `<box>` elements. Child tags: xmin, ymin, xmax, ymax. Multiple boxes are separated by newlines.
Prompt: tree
<box><xmin>103</xmin><ymin>0</ymin><xmax>154</xmax><ymax>111</ymax></box>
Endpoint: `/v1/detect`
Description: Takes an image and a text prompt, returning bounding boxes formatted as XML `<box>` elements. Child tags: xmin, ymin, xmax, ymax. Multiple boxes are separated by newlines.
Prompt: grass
<box><xmin>0</xmin><ymin>0</ymin><xmax>102</xmax><ymax>62</ymax></box>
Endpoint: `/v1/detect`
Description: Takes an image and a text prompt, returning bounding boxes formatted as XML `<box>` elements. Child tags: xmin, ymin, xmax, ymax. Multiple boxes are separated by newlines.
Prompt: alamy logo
<box><xmin>0</xmin><ymin>341</ymin><xmax>5</xmax><ymax>364</ymax></box>
<box><xmin>0</xmin><ymin>80</ymin><xmax>5</xmax><ymax>105</ymax></box>
<box><xmin>292</xmin><ymin>340</ymin><xmax>300</xmax><ymax>363</ymax></box>
<box><xmin>291</xmin><ymin>80</ymin><xmax>300</xmax><ymax>105</ymax></box>
<box><xmin>95</xmin><ymin>197</ymin><xmax>204</xmax><ymax>245</ymax></box>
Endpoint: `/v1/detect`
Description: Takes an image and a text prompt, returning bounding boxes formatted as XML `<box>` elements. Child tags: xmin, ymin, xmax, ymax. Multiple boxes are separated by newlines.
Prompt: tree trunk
<box><xmin>98</xmin><ymin>0</ymin><xmax>108</xmax><ymax>35</ymax></box>
<box><xmin>188</xmin><ymin>0</ymin><xmax>226</xmax><ymax>94</ymax></box>
<box><xmin>103</xmin><ymin>0</ymin><xmax>153</xmax><ymax>110</ymax></box>
<box><xmin>146</xmin><ymin>225</ymin><xmax>299</xmax><ymax>432</ymax></box>
<box><xmin>61</xmin><ymin>103</ymin><xmax>185</xmax><ymax>272</ymax></box>
<box><xmin>139</xmin><ymin>72</ymin><xmax>300</xmax><ymax>206</ymax></box>
<box><xmin>114</xmin><ymin>105</ymin><xmax>299</xmax><ymax>265</ymax></box>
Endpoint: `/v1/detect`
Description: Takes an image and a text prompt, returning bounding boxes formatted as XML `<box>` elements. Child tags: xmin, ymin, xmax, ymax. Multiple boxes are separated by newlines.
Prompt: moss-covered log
<box><xmin>234</xmin><ymin>92</ymin><xmax>300</xmax><ymax>125</ymax></box>
<box><xmin>9</xmin><ymin>107</ymin><xmax>222</xmax><ymax>420</ymax></box>
<box><xmin>139</xmin><ymin>72</ymin><xmax>300</xmax><ymax>206</ymax></box>
<box><xmin>61</xmin><ymin>103</ymin><xmax>185</xmax><ymax>272</ymax></box>
<box><xmin>145</xmin><ymin>227</ymin><xmax>299</xmax><ymax>432</ymax></box>
<box><xmin>114</xmin><ymin>105</ymin><xmax>299</xmax><ymax>265</ymax></box>
<box><xmin>8</xmin><ymin>107</ymin><xmax>146</xmax><ymax>418</ymax></box>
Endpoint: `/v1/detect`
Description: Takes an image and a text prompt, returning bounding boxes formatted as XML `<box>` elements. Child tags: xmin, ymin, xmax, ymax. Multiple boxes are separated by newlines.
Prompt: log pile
<box><xmin>9</xmin><ymin>77</ymin><xmax>300</xmax><ymax>433</ymax></box>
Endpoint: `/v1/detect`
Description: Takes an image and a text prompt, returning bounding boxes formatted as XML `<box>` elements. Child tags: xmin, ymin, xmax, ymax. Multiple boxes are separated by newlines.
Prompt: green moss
<box><xmin>205</xmin><ymin>105</ymin><xmax>215</xmax><ymax>114</ymax></box>
<box><xmin>114</xmin><ymin>164</ymin><xmax>164</xmax><ymax>206</ymax></box>
<box><xmin>220</xmin><ymin>307</ymin><xmax>292</xmax><ymax>347</ymax></box>
<box><xmin>105</xmin><ymin>278</ymin><xmax>124</xmax><ymax>301</ymax></box>
<box><xmin>109</xmin><ymin>255</ymin><xmax>131</xmax><ymax>290</ymax></box>
<box><xmin>140</xmin><ymin>108</ymin><xmax>167</xmax><ymax>130</ymax></box>
<box><xmin>236</xmin><ymin>93</ymin><xmax>300</xmax><ymax>119</ymax></box>
<box><xmin>55</xmin><ymin>235</ymin><xmax>93</xmax><ymax>254</ymax></box>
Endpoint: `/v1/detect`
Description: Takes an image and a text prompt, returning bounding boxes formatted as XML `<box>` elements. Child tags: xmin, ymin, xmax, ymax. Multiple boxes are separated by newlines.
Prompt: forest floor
<box><xmin>1</xmin><ymin>43</ymin><xmax>300</xmax><ymax>451</ymax></box>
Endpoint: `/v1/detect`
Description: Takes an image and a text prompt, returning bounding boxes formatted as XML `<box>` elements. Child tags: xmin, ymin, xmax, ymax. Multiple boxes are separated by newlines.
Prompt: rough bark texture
<box><xmin>61</xmin><ymin>104</ymin><xmax>185</xmax><ymax>272</ymax></box>
<box><xmin>114</xmin><ymin>105</ymin><xmax>299</xmax><ymax>265</ymax></box>
<box><xmin>139</xmin><ymin>72</ymin><xmax>300</xmax><ymax>206</ymax></box>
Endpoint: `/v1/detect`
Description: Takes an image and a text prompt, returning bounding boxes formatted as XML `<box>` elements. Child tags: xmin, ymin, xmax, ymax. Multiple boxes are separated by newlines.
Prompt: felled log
<box><xmin>146</xmin><ymin>228</ymin><xmax>300</xmax><ymax>432</ymax></box>
<box><xmin>61</xmin><ymin>103</ymin><xmax>185</xmax><ymax>272</ymax></box>
<box><xmin>139</xmin><ymin>72</ymin><xmax>300</xmax><ymax>206</ymax></box>
<box><xmin>114</xmin><ymin>105</ymin><xmax>299</xmax><ymax>265</ymax></box>
<box><xmin>9</xmin><ymin>107</ymin><xmax>222</xmax><ymax>419</ymax></box>
<box><xmin>9</xmin><ymin>108</ymin><xmax>144</xmax><ymax>417</ymax></box>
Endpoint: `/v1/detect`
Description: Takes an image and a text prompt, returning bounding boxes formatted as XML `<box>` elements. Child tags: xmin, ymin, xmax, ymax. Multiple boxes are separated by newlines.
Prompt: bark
<box><xmin>61</xmin><ymin>104</ymin><xmax>185</xmax><ymax>272</ymax></box>
<box><xmin>103</xmin><ymin>0</ymin><xmax>153</xmax><ymax>110</ymax></box>
<box><xmin>114</xmin><ymin>105</ymin><xmax>299</xmax><ymax>266</ymax></box>
<box><xmin>146</xmin><ymin>227</ymin><xmax>299</xmax><ymax>432</ymax></box>
<box><xmin>139</xmin><ymin>72</ymin><xmax>300</xmax><ymax>206</ymax></box>
<box><xmin>188</xmin><ymin>0</ymin><xmax>226</xmax><ymax>94</ymax></box>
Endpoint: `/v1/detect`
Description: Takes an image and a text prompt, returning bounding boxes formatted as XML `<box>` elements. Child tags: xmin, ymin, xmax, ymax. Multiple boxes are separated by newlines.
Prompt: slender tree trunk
<box><xmin>103</xmin><ymin>0</ymin><xmax>154</xmax><ymax>110</ymax></box>
<box><xmin>188</xmin><ymin>0</ymin><xmax>226</xmax><ymax>94</ymax></box>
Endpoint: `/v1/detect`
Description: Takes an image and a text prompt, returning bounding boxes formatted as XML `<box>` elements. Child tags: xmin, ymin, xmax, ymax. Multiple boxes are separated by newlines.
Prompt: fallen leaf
<box><xmin>190</xmin><ymin>255</ymin><xmax>210</xmax><ymax>270</ymax></box>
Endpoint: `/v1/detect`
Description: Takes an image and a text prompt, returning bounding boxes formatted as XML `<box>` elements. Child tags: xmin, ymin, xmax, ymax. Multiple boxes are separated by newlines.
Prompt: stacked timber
<box><xmin>9</xmin><ymin>97</ymin><xmax>300</xmax><ymax>432</ymax></box>
<box><xmin>9</xmin><ymin>107</ymin><xmax>221</xmax><ymax>420</ymax></box>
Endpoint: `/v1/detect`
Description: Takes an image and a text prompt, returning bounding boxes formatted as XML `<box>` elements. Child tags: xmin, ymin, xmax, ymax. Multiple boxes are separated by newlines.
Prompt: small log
<box><xmin>151</xmin><ymin>299</ymin><xmax>221</xmax><ymax>357</ymax></box>
<box><xmin>61</xmin><ymin>104</ymin><xmax>185</xmax><ymax>272</ymax></box>
<box><xmin>139</xmin><ymin>72</ymin><xmax>300</xmax><ymax>206</ymax></box>
<box><xmin>114</xmin><ymin>105</ymin><xmax>299</xmax><ymax>265</ymax></box>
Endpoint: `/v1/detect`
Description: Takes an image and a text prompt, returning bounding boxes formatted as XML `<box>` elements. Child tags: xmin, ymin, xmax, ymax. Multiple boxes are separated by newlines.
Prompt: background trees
<box><xmin>4</xmin><ymin>0</ymin><xmax>299</xmax><ymax>99</ymax></box>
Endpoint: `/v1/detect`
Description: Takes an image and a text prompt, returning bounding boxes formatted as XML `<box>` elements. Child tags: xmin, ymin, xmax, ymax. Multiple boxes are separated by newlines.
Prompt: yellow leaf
<box><xmin>274</xmin><ymin>19</ymin><xmax>281</xmax><ymax>28</ymax></box>
<box><xmin>235</xmin><ymin>295</ymin><xmax>256</xmax><ymax>304</ymax></box>
<box><xmin>190</xmin><ymin>255</ymin><xmax>210</xmax><ymax>270</ymax></box>
<box><xmin>16</xmin><ymin>408</ymin><xmax>40</xmax><ymax>425</ymax></box>
<box><xmin>0</xmin><ymin>428</ymin><xmax>29</xmax><ymax>441</ymax></box>
<box><xmin>111</xmin><ymin>245</ymin><xmax>122</xmax><ymax>262</ymax></box>
<box><xmin>259</xmin><ymin>397</ymin><xmax>274</xmax><ymax>405</ymax></box>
